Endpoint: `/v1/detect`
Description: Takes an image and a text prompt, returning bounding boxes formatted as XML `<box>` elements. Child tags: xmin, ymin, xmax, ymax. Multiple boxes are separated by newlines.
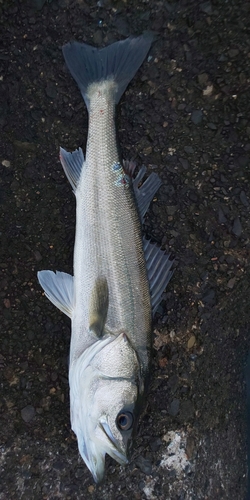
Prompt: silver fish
<box><xmin>38</xmin><ymin>34</ymin><xmax>173</xmax><ymax>482</ymax></box>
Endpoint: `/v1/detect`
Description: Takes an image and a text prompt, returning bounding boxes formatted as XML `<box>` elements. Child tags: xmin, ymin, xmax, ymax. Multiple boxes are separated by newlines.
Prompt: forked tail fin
<box><xmin>62</xmin><ymin>34</ymin><xmax>154</xmax><ymax>110</ymax></box>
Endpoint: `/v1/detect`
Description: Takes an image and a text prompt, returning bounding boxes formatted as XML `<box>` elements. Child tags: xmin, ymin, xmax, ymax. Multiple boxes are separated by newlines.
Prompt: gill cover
<box><xmin>69</xmin><ymin>333</ymin><xmax>142</xmax><ymax>482</ymax></box>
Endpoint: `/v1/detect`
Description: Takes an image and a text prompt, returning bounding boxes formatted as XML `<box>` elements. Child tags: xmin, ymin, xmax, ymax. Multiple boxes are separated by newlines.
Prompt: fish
<box><xmin>37</xmin><ymin>34</ymin><xmax>173</xmax><ymax>483</ymax></box>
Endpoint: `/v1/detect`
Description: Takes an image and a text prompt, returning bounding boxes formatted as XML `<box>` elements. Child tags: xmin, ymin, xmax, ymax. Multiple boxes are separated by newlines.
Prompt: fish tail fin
<box><xmin>62</xmin><ymin>33</ymin><xmax>154</xmax><ymax>110</ymax></box>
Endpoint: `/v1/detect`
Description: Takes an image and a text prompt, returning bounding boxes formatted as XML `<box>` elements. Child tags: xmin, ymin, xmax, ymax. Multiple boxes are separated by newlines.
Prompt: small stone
<box><xmin>11</xmin><ymin>180</ymin><xmax>20</xmax><ymax>192</ymax></box>
<box><xmin>207</xmin><ymin>122</ymin><xmax>217</xmax><ymax>130</ymax></box>
<box><xmin>239</xmin><ymin>73</ymin><xmax>246</xmax><ymax>84</ymax></box>
<box><xmin>3</xmin><ymin>298</ymin><xmax>10</xmax><ymax>308</ymax></box>
<box><xmin>75</xmin><ymin>467</ymin><xmax>85</xmax><ymax>479</ymax></box>
<box><xmin>51</xmin><ymin>372</ymin><xmax>58</xmax><ymax>382</ymax></box>
<box><xmin>168</xmin><ymin>374</ymin><xmax>179</xmax><ymax>391</ymax></box>
<box><xmin>202</xmin><ymin>288</ymin><xmax>215</xmax><ymax>304</ymax></box>
<box><xmin>178</xmin><ymin>103</ymin><xmax>186</xmax><ymax>110</ymax></box>
<box><xmin>218</xmin><ymin>54</ymin><xmax>227</xmax><ymax>62</ymax></box>
<box><xmin>187</xmin><ymin>335</ymin><xmax>196</xmax><ymax>349</ymax></box>
<box><xmin>218</xmin><ymin>207</ymin><xmax>227</xmax><ymax>224</ymax></box>
<box><xmin>45</xmin><ymin>83</ymin><xmax>57</xmax><ymax>99</ymax></box>
<box><xmin>13</xmin><ymin>140</ymin><xmax>36</xmax><ymax>151</ymax></box>
<box><xmin>198</xmin><ymin>73</ymin><xmax>208</xmax><ymax>85</ymax></box>
<box><xmin>227</xmin><ymin>277</ymin><xmax>236</xmax><ymax>289</ymax></box>
<box><xmin>180</xmin><ymin>400</ymin><xmax>194</xmax><ymax>421</ymax></box>
<box><xmin>191</xmin><ymin>110</ymin><xmax>203</xmax><ymax>125</ymax></box>
<box><xmin>34</xmin><ymin>250</ymin><xmax>42</xmax><ymax>262</ymax></box>
<box><xmin>143</xmin><ymin>146</ymin><xmax>152</xmax><ymax>155</ymax></box>
<box><xmin>149</xmin><ymin>437</ymin><xmax>162</xmax><ymax>452</ymax></box>
<box><xmin>159</xmin><ymin>357</ymin><xmax>168</xmax><ymax>368</ymax></box>
<box><xmin>53</xmin><ymin>459</ymin><xmax>65</xmax><ymax>471</ymax></box>
<box><xmin>21</xmin><ymin>405</ymin><xmax>36</xmax><ymax>423</ymax></box>
<box><xmin>168</xmin><ymin>398</ymin><xmax>180</xmax><ymax>416</ymax></box>
<box><xmin>135</xmin><ymin>456</ymin><xmax>152</xmax><ymax>475</ymax></box>
<box><xmin>203</xmin><ymin>84</ymin><xmax>213</xmax><ymax>96</ymax></box>
<box><xmin>88</xmin><ymin>485</ymin><xmax>95</xmax><ymax>493</ymax></box>
<box><xmin>237</xmin><ymin>155</ymin><xmax>249</xmax><ymax>168</ymax></box>
<box><xmin>2</xmin><ymin>160</ymin><xmax>10</xmax><ymax>167</ymax></box>
<box><xmin>4</xmin><ymin>366</ymin><xmax>15</xmax><ymax>382</ymax></box>
<box><xmin>29</xmin><ymin>0</ymin><xmax>46</xmax><ymax>10</ymax></box>
<box><xmin>240</xmin><ymin>191</ymin><xmax>249</xmax><ymax>206</ymax></box>
<box><xmin>186</xmin><ymin>435</ymin><xmax>196</xmax><ymax>459</ymax></box>
<box><xmin>40</xmin><ymin>396</ymin><xmax>51</xmax><ymax>410</ymax></box>
<box><xmin>184</xmin><ymin>146</ymin><xmax>194</xmax><ymax>154</ymax></box>
<box><xmin>0</xmin><ymin>354</ymin><xmax>5</xmax><ymax>368</ymax></box>
<box><xmin>188</xmin><ymin>190</ymin><xmax>198</xmax><ymax>202</ymax></box>
<box><xmin>179</xmin><ymin>157</ymin><xmax>189</xmax><ymax>169</ymax></box>
<box><xmin>232</xmin><ymin>216</ymin><xmax>242</xmax><ymax>237</ymax></box>
<box><xmin>166</xmin><ymin>205</ymin><xmax>177</xmax><ymax>215</ymax></box>
<box><xmin>113</xmin><ymin>17</ymin><xmax>130</xmax><ymax>36</ymax></box>
<box><xmin>228</xmin><ymin>48</ymin><xmax>239</xmax><ymax>58</ymax></box>
<box><xmin>200</xmin><ymin>1</ymin><xmax>212</xmax><ymax>14</ymax></box>
<box><xmin>92</xmin><ymin>30</ymin><xmax>103</xmax><ymax>45</ymax></box>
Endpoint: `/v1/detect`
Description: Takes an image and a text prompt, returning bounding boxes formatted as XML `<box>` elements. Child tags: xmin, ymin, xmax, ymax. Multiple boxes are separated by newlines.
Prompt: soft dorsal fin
<box><xmin>123</xmin><ymin>163</ymin><xmax>173</xmax><ymax>313</ymax></box>
<box><xmin>37</xmin><ymin>270</ymin><xmax>74</xmax><ymax>318</ymax></box>
<box><xmin>122</xmin><ymin>161</ymin><xmax>162</xmax><ymax>221</ymax></box>
<box><xmin>89</xmin><ymin>277</ymin><xmax>109</xmax><ymax>338</ymax></box>
<box><xmin>143</xmin><ymin>238</ymin><xmax>173</xmax><ymax>315</ymax></box>
<box><xmin>60</xmin><ymin>147</ymin><xmax>85</xmax><ymax>191</ymax></box>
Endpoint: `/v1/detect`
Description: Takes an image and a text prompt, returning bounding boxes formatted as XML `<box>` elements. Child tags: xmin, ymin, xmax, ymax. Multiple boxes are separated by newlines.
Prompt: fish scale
<box><xmin>72</xmin><ymin>82</ymin><xmax>151</xmax><ymax>368</ymax></box>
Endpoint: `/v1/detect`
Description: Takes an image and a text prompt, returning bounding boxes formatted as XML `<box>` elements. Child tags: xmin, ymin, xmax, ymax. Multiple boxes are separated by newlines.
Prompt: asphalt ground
<box><xmin>0</xmin><ymin>0</ymin><xmax>250</xmax><ymax>498</ymax></box>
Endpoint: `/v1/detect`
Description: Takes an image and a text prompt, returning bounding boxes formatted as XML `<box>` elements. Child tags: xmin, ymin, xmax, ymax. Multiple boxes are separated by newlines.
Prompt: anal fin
<box><xmin>37</xmin><ymin>270</ymin><xmax>74</xmax><ymax>318</ymax></box>
<box><xmin>143</xmin><ymin>238</ymin><xmax>174</xmax><ymax>316</ymax></box>
<box><xmin>60</xmin><ymin>147</ymin><xmax>85</xmax><ymax>191</ymax></box>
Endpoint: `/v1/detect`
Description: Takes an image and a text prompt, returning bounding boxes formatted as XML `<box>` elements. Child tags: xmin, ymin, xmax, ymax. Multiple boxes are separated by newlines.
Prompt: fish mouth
<box><xmin>77</xmin><ymin>420</ymin><xmax>128</xmax><ymax>483</ymax></box>
<box><xmin>99</xmin><ymin>419</ymin><xmax>128</xmax><ymax>465</ymax></box>
<box><xmin>78</xmin><ymin>434</ymin><xmax>106</xmax><ymax>484</ymax></box>
<box><xmin>85</xmin><ymin>449</ymin><xmax>106</xmax><ymax>484</ymax></box>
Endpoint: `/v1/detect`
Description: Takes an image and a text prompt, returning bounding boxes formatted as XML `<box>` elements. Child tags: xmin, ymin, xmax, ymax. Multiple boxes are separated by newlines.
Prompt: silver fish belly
<box><xmin>38</xmin><ymin>34</ymin><xmax>173</xmax><ymax>482</ymax></box>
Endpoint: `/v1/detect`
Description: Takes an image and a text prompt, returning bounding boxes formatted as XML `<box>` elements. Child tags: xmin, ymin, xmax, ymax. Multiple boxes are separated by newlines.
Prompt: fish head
<box><xmin>69</xmin><ymin>333</ymin><xmax>144</xmax><ymax>482</ymax></box>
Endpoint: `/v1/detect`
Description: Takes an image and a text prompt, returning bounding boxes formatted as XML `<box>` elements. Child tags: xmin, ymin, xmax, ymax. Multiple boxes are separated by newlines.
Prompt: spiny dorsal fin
<box><xmin>89</xmin><ymin>277</ymin><xmax>109</xmax><ymax>338</ymax></box>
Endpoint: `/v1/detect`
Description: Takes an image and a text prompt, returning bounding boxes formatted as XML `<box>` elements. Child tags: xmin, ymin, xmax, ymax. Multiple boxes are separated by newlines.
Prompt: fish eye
<box><xmin>116</xmin><ymin>411</ymin><xmax>134</xmax><ymax>431</ymax></box>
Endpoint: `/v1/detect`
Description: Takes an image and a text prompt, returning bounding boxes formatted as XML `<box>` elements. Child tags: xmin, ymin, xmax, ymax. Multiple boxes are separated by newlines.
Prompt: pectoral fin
<box><xmin>89</xmin><ymin>277</ymin><xmax>109</xmax><ymax>338</ymax></box>
<box><xmin>37</xmin><ymin>270</ymin><xmax>74</xmax><ymax>318</ymax></box>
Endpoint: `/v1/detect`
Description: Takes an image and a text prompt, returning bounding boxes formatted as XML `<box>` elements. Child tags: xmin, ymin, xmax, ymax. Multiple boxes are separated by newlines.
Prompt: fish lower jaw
<box><xmin>77</xmin><ymin>435</ymin><xmax>128</xmax><ymax>483</ymax></box>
